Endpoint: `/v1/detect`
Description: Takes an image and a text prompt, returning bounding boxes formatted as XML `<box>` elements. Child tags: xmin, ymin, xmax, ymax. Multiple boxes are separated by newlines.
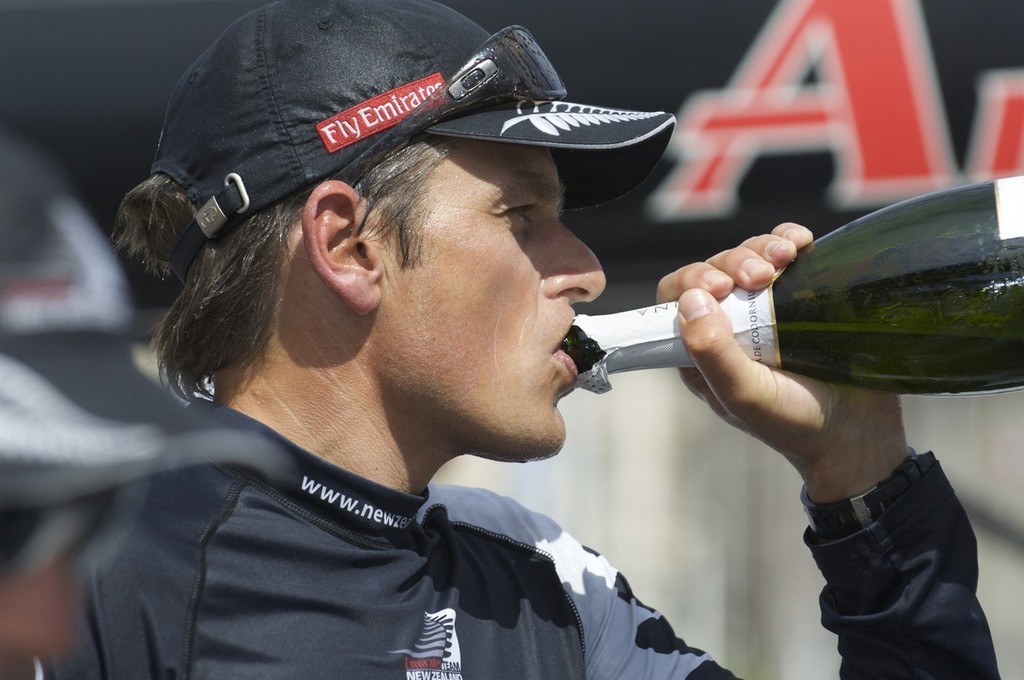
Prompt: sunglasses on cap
<box><xmin>0</xmin><ymin>489</ymin><xmax>122</xmax><ymax>576</ymax></box>
<box><xmin>331</xmin><ymin>25</ymin><xmax>566</xmax><ymax>187</ymax></box>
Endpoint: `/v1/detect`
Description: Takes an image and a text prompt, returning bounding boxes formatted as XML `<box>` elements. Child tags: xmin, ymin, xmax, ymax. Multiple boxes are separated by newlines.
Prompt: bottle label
<box><xmin>995</xmin><ymin>176</ymin><xmax>1024</xmax><ymax>241</ymax></box>
<box><xmin>719</xmin><ymin>287</ymin><xmax>779</xmax><ymax>368</ymax></box>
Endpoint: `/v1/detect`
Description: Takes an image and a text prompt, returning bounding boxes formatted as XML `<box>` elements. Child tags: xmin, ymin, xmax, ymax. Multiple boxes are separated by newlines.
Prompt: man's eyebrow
<box><xmin>500</xmin><ymin>168</ymin><xmax>566</xmax><ymax>209</ymax></box>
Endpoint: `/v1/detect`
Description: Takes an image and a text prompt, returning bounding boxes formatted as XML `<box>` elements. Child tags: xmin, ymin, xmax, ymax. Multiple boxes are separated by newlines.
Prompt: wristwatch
<box><xmin>801</xmin><ymin>450</ymin><xmax>936</xmax><ymax>541</ymax></box>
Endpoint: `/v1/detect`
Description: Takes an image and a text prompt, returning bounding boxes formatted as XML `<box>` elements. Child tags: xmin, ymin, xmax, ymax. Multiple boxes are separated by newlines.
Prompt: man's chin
<box><xmin>470</xmin><ymin>432</ymin><xmax>566</xmax><ymax>464</ymax></box>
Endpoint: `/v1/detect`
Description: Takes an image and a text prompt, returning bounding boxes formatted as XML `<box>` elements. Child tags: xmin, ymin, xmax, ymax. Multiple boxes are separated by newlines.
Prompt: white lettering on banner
<box><xmin>299</xmin><ymin>476</ymin><xmax>412</xmax><ymax>528</ymax></box>
<box><xmin>649</xmin><ymin>0</ymin><xmax>1024</xmax><ymax>221</ymax></box>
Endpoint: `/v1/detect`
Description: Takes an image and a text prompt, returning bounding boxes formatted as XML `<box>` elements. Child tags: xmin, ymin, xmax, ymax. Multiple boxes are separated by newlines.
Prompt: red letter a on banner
<box><xmin>649</xmin><ymin>0</ymin><xmax>957</xmax><ymax>220</ymax></box>
<box><xmin>966</xmin><ymin>69</ymin><xmax>1024</xmax><ymax>181</ymax></box>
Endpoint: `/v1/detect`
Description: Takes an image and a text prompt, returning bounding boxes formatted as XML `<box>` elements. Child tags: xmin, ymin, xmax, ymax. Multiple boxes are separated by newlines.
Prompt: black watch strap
<box><xmin>801</xmin><ymin>450</ymin><xmax>936</xmax><ymax>541</ymax></box>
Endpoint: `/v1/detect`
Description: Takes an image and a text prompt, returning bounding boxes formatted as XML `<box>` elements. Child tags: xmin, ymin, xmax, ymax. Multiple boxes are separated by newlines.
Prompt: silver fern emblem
<box><xmin>389</xmin><ymin>608</ymin><xmax>462</xmax><ymax>664</ymax></box>
<box><xmin>501</xmin><ymin>102</ymin><xmax>661</xmax><ymax>137</ymax></box>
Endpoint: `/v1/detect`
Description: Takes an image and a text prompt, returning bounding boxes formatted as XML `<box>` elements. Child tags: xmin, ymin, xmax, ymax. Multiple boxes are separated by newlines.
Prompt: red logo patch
<box><xmin>316</xmin><ymin>73</ymin><xmax>446</xmax><ymax>153</ymax></box>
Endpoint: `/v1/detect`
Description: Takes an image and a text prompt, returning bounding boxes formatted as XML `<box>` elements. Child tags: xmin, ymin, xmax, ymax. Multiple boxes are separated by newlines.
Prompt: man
<box><xmin>0</xmin><ymin>130</ymin><xmax>286</xmax><ymax>678</ymax></box>
<box><xmin>52</xmin><ymin>0</ymin><xmax>999</xmax><ymax>677</ymax></box>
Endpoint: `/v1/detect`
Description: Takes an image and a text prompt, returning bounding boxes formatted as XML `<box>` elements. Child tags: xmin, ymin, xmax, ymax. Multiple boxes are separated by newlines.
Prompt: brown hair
<box><xmin>115</xmin><ymin>135</ymin><xmax>456</xmax><ymax>400</ymax></box>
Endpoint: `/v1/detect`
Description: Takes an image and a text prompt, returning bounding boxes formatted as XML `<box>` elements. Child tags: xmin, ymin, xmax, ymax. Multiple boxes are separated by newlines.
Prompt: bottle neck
<box><xmin>568</xmin><ymin>288</ymin><xmax>779</xmax><ymax>393</ymax></box>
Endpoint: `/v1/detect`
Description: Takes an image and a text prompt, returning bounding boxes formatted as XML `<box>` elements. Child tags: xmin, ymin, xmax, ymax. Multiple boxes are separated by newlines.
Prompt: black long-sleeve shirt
<box><xmin>49</xmin><ymin>407</ymin><xmax>999</xmax><ymax>678</ymax></box>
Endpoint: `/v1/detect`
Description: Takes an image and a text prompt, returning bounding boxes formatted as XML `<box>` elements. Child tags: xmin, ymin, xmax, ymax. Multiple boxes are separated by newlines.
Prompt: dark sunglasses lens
<box><xmin>0</xmin><ymin>489</ymin><xmax>120</xmax><ymax>573</ymax></box>
<box><xmin>0</xmin><ymin>507</ymin><xmax>45</xmax><ymax>567</ymax></box>
<box><xmin>498</xmin><ymin>28</ymin><xmax>565</xmax><ymax>98</ymax></box>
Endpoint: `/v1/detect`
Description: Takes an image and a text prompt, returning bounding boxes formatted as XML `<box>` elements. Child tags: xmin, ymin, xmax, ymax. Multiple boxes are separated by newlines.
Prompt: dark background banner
<box><xmin>2</xmin><ymin>0</ymin><xmax>1022</xmax><ymax>316</ymax></box>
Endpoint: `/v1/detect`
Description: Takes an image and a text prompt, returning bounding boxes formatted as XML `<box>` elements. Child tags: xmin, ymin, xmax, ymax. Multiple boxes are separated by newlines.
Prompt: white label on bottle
<box><xmin>995</xmin><ymin>176</ymin><xmax>1024</xmax><ymax>241</ymax></box>
<box><xmin>571</xmin><ymin>291</ymin><xmax>779</xmax><ymax>393</ymax></box>
<box><xmin>719</xmin><ymin>287</ymin><xmax>779</xmax><ymax>368</ymax></box>
<box><xmin>572</xmin><ymin>302</ymin><xmax>690</xmax><ymax>393</ymax></box>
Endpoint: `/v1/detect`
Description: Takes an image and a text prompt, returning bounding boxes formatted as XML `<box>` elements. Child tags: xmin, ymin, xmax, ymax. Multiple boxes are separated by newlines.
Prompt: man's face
<box><xmin>371</xmin><ymin>139</ymin><xmax>606</xmax><ymax>463</ymax></box>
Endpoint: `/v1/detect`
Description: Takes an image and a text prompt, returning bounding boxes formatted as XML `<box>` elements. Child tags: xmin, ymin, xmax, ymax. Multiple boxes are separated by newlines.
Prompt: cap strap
<box><xmin>169</xmin><ymin>173</ymin><xmax>250</xmax><ymax>283</ymax></box>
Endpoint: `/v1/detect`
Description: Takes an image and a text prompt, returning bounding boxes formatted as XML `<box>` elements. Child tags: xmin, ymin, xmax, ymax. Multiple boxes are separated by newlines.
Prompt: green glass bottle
<box><xmin>566</xmin><ymin>176</ymin><xmax>1024</xmax><ymax>395</ymax></box>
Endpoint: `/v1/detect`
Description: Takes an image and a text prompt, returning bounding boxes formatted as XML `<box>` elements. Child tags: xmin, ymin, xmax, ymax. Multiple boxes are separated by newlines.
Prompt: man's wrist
<box><xmin>801</xmin><ymin>450</ymin><xmax>936</xmax><ymax>541</ymax></box>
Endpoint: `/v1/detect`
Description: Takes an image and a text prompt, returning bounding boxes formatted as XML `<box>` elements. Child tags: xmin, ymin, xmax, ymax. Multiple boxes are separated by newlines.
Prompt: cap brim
<box><xmin>0</xmin><ymin>331</ymin><xmax>288</xmax><ymax>507</ymax></box>
<box><xmin>427</xmin><ymin>100</ymin><xmax>675</xmax><ymax>208</ymax></box>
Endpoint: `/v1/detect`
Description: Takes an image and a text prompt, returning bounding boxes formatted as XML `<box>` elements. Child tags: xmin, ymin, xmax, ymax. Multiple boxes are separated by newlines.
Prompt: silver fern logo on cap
<box><xmin>501</xmin><ymin>101</ymin><xmax>663</xmax><ymax>137</ymax></box>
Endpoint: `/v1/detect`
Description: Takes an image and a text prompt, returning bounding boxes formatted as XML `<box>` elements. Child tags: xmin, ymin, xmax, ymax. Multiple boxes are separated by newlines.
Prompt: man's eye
<box><xmin>504</xmin><ymin>206</ymin><xmax>535</xmax><ymax>230</ymax></box>
<box><xmin>507</xmin><ymin>205</ymin><xmax>533</xmax><ymax>219</ymax></box>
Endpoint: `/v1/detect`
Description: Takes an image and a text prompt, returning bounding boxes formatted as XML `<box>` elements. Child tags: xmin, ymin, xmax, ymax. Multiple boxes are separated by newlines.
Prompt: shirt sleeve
<box><xmin>807</xmin><ymin>457</ymin><xmax>1000</xmax><ymax>679</ymax></box>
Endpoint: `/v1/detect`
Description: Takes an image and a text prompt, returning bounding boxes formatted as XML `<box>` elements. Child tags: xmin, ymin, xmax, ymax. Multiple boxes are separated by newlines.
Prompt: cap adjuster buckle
<box><xmin>195</xmin><ymin>172</ymin><xmax>250</xmax><ymax>238</ymax></box>
<box><xmin>169</xmin><ymin>173</ymin><xmax>251</xmax><ymax>283</ymax></box>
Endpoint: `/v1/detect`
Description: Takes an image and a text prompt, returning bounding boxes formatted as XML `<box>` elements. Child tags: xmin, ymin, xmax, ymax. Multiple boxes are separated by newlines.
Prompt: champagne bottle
<box><xmin>565</xmin><ymin>175</ymin><xmax>1024</xmax><ymax>395</ymax></box>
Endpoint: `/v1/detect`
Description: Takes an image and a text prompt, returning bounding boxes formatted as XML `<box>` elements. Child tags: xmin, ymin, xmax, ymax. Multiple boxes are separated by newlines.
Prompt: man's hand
<box><xmin>657</xmin><ymin>223</ymin><xmax>908</xmax><ymax>503</ymax></box>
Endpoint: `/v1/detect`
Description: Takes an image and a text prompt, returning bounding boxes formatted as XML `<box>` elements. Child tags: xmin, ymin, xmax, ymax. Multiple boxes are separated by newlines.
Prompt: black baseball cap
<box><xmin>0</xmin><ymin>129</ymin><xmax>287</xmax><ymax>572</ymax></box>
<box><xmin>155</xmin><ymin>0</ymin><xmax>676</xmax><ymax>281</ymax></box>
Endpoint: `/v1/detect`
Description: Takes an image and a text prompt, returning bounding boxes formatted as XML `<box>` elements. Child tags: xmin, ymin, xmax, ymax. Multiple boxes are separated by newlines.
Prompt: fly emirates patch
<box><xmin>316</xmin><ymin>74</ymin><xmax>445</xmax><ymax>153</ymax></box>
<box><xmin>299</xmin><ymin>475</ymin><xmax>414</xmax><ymax>529</ymax></box>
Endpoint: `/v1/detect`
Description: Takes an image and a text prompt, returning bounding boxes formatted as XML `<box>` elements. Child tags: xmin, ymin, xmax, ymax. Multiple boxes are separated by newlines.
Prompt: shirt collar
<box><xmin>209</xmin><ymin>405</ymin><xmax>427</xmax><ymax>538</ymax></box>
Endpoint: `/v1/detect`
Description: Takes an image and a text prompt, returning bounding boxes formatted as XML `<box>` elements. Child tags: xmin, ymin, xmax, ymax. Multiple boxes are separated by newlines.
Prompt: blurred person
<box><xmin>49</xmin><ymin>0</ymin><xmax>998</xmax><ymax>677</ymax></box>
<box><xmin>0</xmin><ymin>130</ymin><xmax>286</xmax><ymax>678</ymax></box>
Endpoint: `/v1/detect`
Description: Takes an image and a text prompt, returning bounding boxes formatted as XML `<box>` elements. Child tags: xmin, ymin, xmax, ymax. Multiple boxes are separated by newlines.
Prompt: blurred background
<box><xmin>2</xmin><ymin>0</ymin><xmax>1021</xmax><ymax>677</ymax></box>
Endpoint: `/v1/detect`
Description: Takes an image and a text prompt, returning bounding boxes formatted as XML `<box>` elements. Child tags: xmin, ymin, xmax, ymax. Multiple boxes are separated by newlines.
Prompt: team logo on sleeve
<box><xmin>389</xmin><ymin>608</ymin><xmax>464</xmax><ymax>679</ymax></box>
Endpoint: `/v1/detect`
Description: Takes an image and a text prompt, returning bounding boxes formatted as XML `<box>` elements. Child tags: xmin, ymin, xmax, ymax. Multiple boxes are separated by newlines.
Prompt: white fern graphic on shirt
<box><xmin>501</xmin><ymin>102</ymin><xmax>661</xmax><ymax>137</ymax></box>
<box><xmin>389</xmin><ymin>609</ymin><xmax>462</xmax><ymax>664</ymax></box>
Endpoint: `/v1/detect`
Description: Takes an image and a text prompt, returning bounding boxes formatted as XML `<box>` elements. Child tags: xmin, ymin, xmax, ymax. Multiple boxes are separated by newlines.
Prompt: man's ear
<box><xmin>301</xmin><ymin>180</ymin><xmax>382</xmax><ymax>316</ymax></box>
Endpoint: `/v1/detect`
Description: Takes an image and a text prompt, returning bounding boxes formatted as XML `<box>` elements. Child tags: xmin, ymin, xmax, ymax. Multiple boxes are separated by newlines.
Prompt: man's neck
<box><xmin>215</xmin><ymin>361</ymin><xmax>445</xmax><ymax>494</ymax></box>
